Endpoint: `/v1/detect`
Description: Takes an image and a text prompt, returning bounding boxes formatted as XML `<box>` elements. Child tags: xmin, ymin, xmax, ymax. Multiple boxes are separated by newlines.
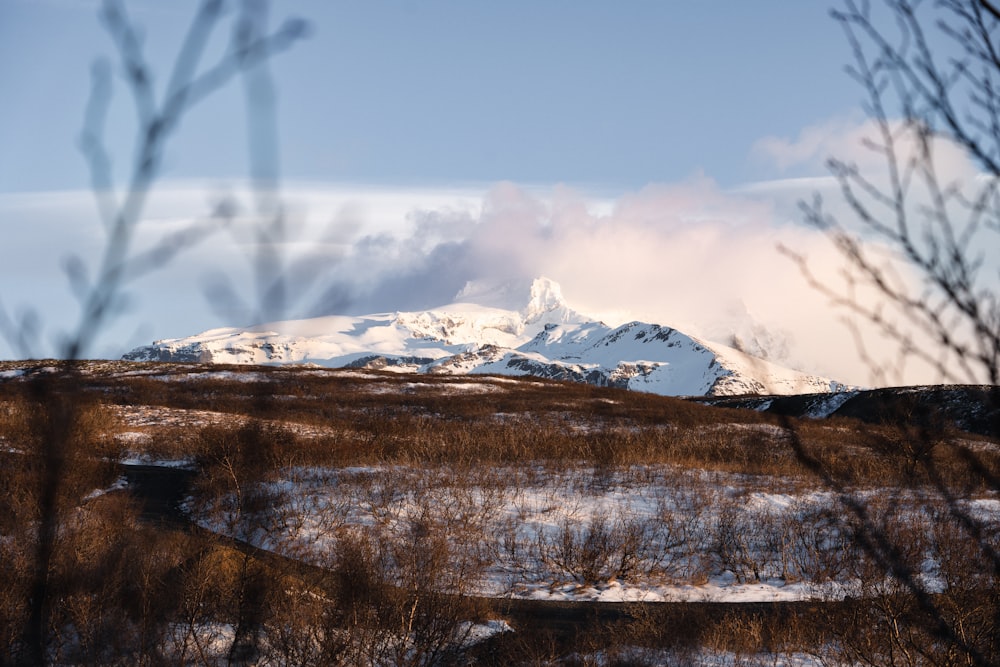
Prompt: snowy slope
<box><xmin>123</xmin><ymin>277</ymin><xmax>845</xmax><ymax>397</ymax></box>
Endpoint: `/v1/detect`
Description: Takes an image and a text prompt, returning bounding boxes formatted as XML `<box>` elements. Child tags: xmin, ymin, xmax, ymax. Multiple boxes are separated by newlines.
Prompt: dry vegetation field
<box><xmin>1</xmin><ymin>360</ymin><xmax>999</xmax><ymax>665</ymax></box>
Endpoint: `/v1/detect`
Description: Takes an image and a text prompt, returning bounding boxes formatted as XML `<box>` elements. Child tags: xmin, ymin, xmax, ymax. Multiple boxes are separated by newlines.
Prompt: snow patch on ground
<box><xmin>576</xmin><ymin>647</ymin><xmax>828</xmax><ymax>666</ymax></box>
<box><xmin>121</xmin><ymin>455</ymin><xmax>197</xmax><ymax>469</ymax></box>
<box><xmin>83</xmin><ymin>476</ymin><xmax>129</xmax><ymax>501</ymax></box>
<box><xmin>457</xmin><ymin>619</ymin><xmax>513</xmax><ymax>647</ymax></box>
<box><xmin>190</xmin><ymin>465</ymin><xmax>954</xmax><ymax>605</ymax></box>
<box><xmin>804</xmin><ymin>391</ymin><xmax>859</xmax><ymax>418</ymax></box>
<box><xmin>145</xmin><ymin>371</ymin><xmax>272</xmax><ymax>383</ymax></box>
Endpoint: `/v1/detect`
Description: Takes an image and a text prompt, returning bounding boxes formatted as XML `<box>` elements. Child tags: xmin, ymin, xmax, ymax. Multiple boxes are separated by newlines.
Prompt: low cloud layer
<box><xmin>4</xmin><ymin>115</ymin><xmax>994</xmax><ymax>387</ymax></box>
<box><xmin>0</xmin><ymin>177</ymin><xmax>934</xmax><ymax>386</ymax></box>
<box><xmin>308</xmin><ymin>178</ymin><xmax>878</xmax><ymax>384</ymax></box>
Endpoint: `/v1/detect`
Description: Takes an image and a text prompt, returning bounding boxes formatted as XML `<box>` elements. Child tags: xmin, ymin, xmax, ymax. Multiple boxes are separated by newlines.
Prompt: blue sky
<box><xmin>0</xmin><ymin>1</ymin><xmax>958</xmax><ymax>385</ymax></box>
<box><xmin>0</xmin><ymin>1</ymin><xmax>857</xmax><ymax>192</ymax></box>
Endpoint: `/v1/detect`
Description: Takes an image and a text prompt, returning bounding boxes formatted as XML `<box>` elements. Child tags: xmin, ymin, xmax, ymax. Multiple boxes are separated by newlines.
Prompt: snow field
<box><xmin>125</xmin><ymin>277</ymin><xmax>846</xmax><ymax>397</ymax></box>
<box><xmin>190</xmin><ymin>463</ymin><xmax>996</xmax><ymax>605</ymax></box>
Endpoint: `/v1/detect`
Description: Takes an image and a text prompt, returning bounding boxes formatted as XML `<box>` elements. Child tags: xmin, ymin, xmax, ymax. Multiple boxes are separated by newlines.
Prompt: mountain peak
<box><xmin>524</xmin><ymin>277</ymin><xmax>565</xmax><ymax>319</ymax></box>
<box><xmin>453</xmin><ymin>276</ymin><xmax>567</xmax><ymax>317</ymax></box>
<box><xmin>125</xmin><ymin>275</ymin><xmax>845</xmax><ymax>397</ymax></box>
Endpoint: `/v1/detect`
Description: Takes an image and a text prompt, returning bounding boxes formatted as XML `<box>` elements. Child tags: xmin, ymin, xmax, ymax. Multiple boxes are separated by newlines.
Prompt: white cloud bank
<box><xmin>4</xmin><ymin>115</ymin><xmax>995</xmax><ymax>387</ymax></box>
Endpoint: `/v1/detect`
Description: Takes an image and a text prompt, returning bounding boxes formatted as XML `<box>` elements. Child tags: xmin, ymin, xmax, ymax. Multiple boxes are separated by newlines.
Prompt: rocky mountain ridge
<box><xmin>124</xmin><ymin>277</ymin><xmax>846</xmax><ymax>397</ymax></box>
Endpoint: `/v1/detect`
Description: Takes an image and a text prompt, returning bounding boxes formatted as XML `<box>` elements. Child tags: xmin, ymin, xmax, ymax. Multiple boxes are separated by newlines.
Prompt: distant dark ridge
<box><xmin>693</xmin><ymin>385</ymin><xmax>1000</xmax><ymax>439</ymax></box>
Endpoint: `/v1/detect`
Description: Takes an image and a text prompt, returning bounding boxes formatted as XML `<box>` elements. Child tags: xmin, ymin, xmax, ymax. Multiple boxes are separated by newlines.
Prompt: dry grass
<box><xmin>2</xmin><ymin>360</ymin><xmax>999</xmax><ymax>664</ymax></box>
<box><xmin>4</xmin><ymin>360</ymin><xmax>999</xmax><ymax>490</ymax></box>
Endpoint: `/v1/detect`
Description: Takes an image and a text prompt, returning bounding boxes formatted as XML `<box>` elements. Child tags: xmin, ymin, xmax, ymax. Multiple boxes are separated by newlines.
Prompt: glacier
<box><xmin>123</xmin><ymin>277</ymin><xmax>846</xmax><ymax>397</ymax></box>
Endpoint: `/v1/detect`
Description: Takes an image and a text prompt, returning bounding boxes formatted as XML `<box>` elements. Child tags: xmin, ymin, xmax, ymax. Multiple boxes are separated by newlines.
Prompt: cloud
<box><xmin>310</xmin><ymin>178</ymin><xmax>894</xmax><ymax>385</ymax></box>
<box><xmin>0</xmin><ymin>177</ymin><xmax>920</xmax><ymax>385</ymax></box>
<box><xmin>753</xmin><ymin>113</ymin><xmax>981</xmax><ymax>184</ymax></box>
<box><xmin>751</xmin><ymin>114</ymin><xmax>1000</xmax><ymax>384</ymax></box>
<box><xmin>0</xmin><ymin>183</ymin><xmax>488</xmax><ymax>359</ymax></box>
<box><xmin>753</xmin><ymin>113</ymin><xmax>870</xmax><ymax>175</ymax></box>
<box><xmin>5</xmin><ymin>119</ymin><xmax>992</xmax><ymax>387</ymax></box>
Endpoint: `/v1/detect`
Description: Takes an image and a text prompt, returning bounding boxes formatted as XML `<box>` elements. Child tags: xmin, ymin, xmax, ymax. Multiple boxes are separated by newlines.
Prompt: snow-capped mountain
<box><xmin>123</xmin><ymin>277</ymin><xmax>846</xmax><ymax>397</ymax></box>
